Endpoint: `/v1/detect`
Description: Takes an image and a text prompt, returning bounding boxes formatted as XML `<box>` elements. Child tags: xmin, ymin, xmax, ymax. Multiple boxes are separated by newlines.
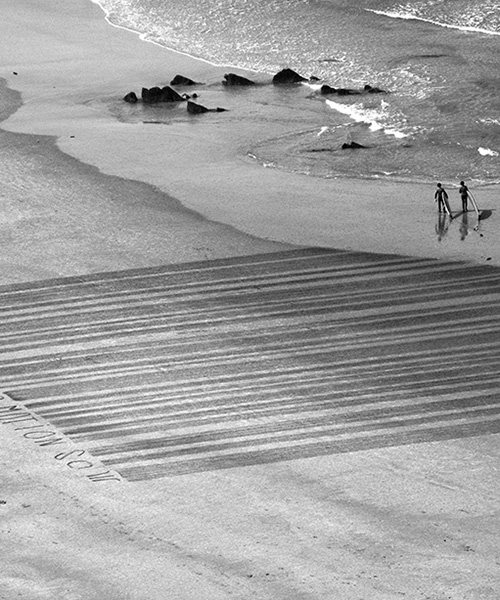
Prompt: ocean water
<box><xmin>93</xmin><ymin>0</ymin><xmax>500</xmax><ymax>186</ymax></box>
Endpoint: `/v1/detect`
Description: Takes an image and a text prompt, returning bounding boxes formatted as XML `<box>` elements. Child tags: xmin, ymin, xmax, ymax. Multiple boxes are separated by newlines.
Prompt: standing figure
<box><xmin>459</xmin><ymin>180</ymin><xmax>469</xmax><ymax>212</ymax></box>
<box><xmin>434</xmin><ymin>183</ymin><xmax>449</xmax><ymax>214</ymax></box>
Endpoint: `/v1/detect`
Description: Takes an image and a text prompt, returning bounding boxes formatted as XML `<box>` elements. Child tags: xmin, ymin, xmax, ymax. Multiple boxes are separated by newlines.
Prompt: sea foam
<box><xmin>325</xmin><ymin>99</ymin><xmax>408</xmax><ymax>139</ymax></box>
<box><xmin>478</xmin><ymin>147</ymin><xmax>499</xmax><ymax>156</ymax></box>
<box><xmin>366</xmin><ymin>7</ymin><xmax>500</xmax><ymax>36</ymax></box>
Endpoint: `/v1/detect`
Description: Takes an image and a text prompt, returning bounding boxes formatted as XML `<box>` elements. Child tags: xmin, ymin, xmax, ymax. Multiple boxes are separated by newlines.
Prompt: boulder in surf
<box><xmin>141</xmin><ymin>86</ymin><xmax>185</xmax><ymax>103</ymax></box>
<box><xmin>222</xmin><ymin>73</ymin><xmax>256</xmax><ymax>86</ymax></box>
<box><xmin>170</xmin><ymin>74</ymin><xmax>199</xmax><ymax>86</ymax></box>
<box><xmin>187</xmin><ymin>101</ymin><xmax>209</xmax><ymax>114</ymax></box>
<box><xmin>123</xmin><ymin>91</ymin><xmax>138</xmax><ymax>103</ymax></box>
<box><xmin>272</xmin><ymin>68</ymin><xmax>307</xmax><ymax>84</ymax></box>
<box><xmin>341</xmin><ymin>141</ymin><xmax>366</xmax><ymax>149</ymax></box>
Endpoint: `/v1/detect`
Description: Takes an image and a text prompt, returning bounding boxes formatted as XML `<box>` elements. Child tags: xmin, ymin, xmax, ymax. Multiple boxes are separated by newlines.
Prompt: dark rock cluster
<box><xmin>122</xmin><ymin>68</ymin><xmax>313</xmax><ymax>108</ymax></box>
<box><xmin>122</xmin><ymin>68</ymin><xmax>387</xmax><ymax>151</ymax></box>
<box><xmin>141</xmin><ymin>86</ymin><xmax>185</xmax><ymax>103</ymax></box>
<box><xmin>320</xmin><ymin>83</ymin><xmax>387</xmax><ymax>96</ymax></box>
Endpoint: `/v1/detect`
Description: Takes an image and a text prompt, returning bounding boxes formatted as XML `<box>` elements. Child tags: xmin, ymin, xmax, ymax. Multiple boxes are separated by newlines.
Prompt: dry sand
<box><xmin>1</xmin><ymin>1</ymin><xmax>500</xmax><ymax>599</ymax></box>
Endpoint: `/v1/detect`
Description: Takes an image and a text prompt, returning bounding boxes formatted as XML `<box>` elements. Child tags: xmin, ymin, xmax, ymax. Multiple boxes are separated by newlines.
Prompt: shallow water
<box><xmin>93</xmin><ymin>0</ymin><xmax>500</xmax><ymax>186</ymax></box>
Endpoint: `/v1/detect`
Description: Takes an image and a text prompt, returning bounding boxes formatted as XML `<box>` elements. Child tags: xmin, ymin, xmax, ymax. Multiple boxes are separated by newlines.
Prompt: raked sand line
<box><xmin>1</xmin><ymin>247</ymin><xmax>500</xmax><ymax>482</ymax></box>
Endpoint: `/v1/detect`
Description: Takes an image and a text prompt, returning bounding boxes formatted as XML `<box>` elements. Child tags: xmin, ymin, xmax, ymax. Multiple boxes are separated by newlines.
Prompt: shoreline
<box><xmin>91</xmin><ymin>0</ymin><xmax>234</xmax><ymax>69</ymax></box>
<box><xmin>1</xmin><ymin>0</ymin><xmax>499</xmax><ymax>283</ymax></box>
<box><xmin>0</xmin><ymin>0</ymin><xmax>294</xmax><ymax>286</ymax></box>
<box><xmin>0</xmin><ymin>101</ymin><xmax>291</xmax><ymax>285</ymax></box>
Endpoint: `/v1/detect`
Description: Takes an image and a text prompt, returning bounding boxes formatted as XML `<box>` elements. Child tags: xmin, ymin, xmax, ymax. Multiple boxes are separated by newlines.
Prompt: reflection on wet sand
<box><xmin>459</xmin><ymin>212</ymin><xmax>469</xmax><ymax>241</ymax></box>
<box><xmin>435</xmin><ymin>212</ymin><xmax>451</xmax><ymax>241</ymax></box>
<box><xmin>436</xmin><ymin>208</ymin><xmax>494</xmax><ymax>242</ymax></box>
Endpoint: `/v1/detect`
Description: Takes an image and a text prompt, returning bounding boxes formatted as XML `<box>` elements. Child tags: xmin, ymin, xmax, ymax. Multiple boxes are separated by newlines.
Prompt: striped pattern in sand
<box><xmin>2</xmin><ymin>248</ymin><xmax>500</xmax><ymax>481</ymax></box>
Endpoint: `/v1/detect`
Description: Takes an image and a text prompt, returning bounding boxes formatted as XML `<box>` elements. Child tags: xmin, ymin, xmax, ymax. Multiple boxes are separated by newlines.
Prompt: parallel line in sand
<box><xmin>3</xmin><ymin>310</ymin><xmax>498</xmax><ymax>358</ymax></box>
<box><xmin>5</xmin><ymin>345</ymin><xmax>500</xmax><ymax>391</ymax></box>
<box><xmin>118</xmin><ymin>418</ymin><xmax>500</xmax><ymax>481</ymax></box>
<box><xmin>2</xmin><ymin>325</ymin><xmax>499</xmax><ymax>374</ymax></box>
<box><xmin>5</xmin><ymin>339</ymin><xmax>500</xmax><ymax>393</ymax></box>
<box><xmin>0</xmin><ymin>250</ymin><xmax>460</xmax><ymax>301</ymax></box>
<box><xmin>0</xmin><ymin>248</ymin><xmax>358</xmax><ymax>296</ymax></box>
<box><xmin>14</xmin><ymin>339</ymin><xmax>500</xmax><ymax>406</ymax></box>
<box><xmin>2</xmin><ymin>248</ymin><xmax>500</xmax><ymax>480</ymax></box>
<box><xmin>36</xmin><ymin>369</ymin><xmax>500</xmax><ymax>422</ymax></box>
<box><xmin>22</xmin><ymin>370</ymin><xmax>500</xmax><ymax>425</ymax></box>
<box><xmin>95</xmin><ymin>413</ymin><xmax>500</xmax><ymax>474</ymax></box>
<box><xmin>0</xmin><ymin>263</ymin><xmax>497</xmax><ymax>322</ymax></box>
<box><xmin>24</xmin><ymin>381</ymin><xmax>500</xmax><ymax>433</ymax></box>
<box><xmin>4</xmin><ymin>280</ymin><xmax>499</xmax><ymax>336</ymax></box>
<box><xmin>2</xmin><ymin>293</ymin><xmax>500</xmax><ymax>356</ymax></box>
<box><xmin>61</xmin><ymin>393</ymin><xmax>500</xmax><ymax>442</ymax></box>
<box><xmin>0</xmin><ymin>256</ymin><xmax>449</xmax><ymax>310</ymax></box>
<box><xmin>2</xmin><ymin>279</ymin><xmax>500</xmax><ymax>336</ymax></box>
<box><xmin>2</xmin><ymin>344</ymin><xmax>500</xmax><ymax>392</ymax></box>
<box><xmin>6</xmin><ymin>324</ymin><xmax>500</xmax><ymax>392</ymax></box>
<box><xmin>2</xmin><ymin>267</ymin><xmax>494</xmax><ymax>331</ymax></box>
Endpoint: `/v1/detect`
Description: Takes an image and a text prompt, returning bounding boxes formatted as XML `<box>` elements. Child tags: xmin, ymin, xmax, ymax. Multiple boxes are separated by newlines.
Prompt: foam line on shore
<box><xmin>88</xmin><ymin>0</ymin><xmax>263</xmax><ymax>73</ymax></box>
<box><xmin>366</xmin><ymin>8</ymin><xmax>500</xmax><ymax>36</ymax></box>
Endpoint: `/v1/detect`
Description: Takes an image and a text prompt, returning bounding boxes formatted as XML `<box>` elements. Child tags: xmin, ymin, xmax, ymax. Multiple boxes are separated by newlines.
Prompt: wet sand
<box><xmin>0</xmin><ymin>0</ymin><xmax>294</xmax><ymax>286</ymax></box>
<box><xmin>0</xmin><ymin>89</ymin><xmax>289</xmax><ymax>285</ymax></box>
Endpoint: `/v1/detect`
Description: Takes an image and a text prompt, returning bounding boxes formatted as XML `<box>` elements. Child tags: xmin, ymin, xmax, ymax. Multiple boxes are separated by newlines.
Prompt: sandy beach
<box><xmin>2</xmin><ymin>0</ymin><xmax>499</xmax><ymax>288</ymax></box>
<box><xmin>1</xmin><ymin>1</ymin><xmax>500</xmax><ymax>599</ymax></box>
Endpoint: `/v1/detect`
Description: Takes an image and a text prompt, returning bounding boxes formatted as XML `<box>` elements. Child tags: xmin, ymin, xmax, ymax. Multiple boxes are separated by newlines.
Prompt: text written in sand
<box><xmin>0</xmin><ymin>393</ymin><xmax>121</xmax><ymax>482</ymax></box>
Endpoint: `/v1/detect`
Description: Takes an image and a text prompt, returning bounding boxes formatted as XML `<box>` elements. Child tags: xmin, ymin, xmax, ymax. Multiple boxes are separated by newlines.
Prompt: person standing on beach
<box><xmin>459</xmin><ymin>180</ymin><xmax>469</xmax><ymax>212</ymax></box>
<box><xmin>434</xmin><ymin>183</ymin><xmax>449</xmax><ymax>214</ymax></box>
